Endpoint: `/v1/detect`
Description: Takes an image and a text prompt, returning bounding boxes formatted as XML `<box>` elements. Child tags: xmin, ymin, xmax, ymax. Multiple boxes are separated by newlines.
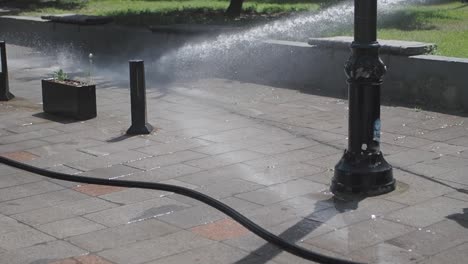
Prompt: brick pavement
<box><xmin>0</xmin><ymin>44</ymin><xmax>467</xmax><ymax>263</ymax></box>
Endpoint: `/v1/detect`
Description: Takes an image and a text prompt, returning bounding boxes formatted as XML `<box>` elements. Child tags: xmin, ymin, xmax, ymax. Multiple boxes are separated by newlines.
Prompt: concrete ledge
<box><xmin>308</xmin><ymin>36</ymin><xmax>436</xmax><ymax>56</ymax></box>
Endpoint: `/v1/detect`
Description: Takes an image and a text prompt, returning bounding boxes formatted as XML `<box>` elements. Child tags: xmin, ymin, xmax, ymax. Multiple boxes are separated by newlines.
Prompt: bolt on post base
<box><xmin>331</xmin><ymin>151</ymin><xmax>395</xmax><ymax>198</ymax></box>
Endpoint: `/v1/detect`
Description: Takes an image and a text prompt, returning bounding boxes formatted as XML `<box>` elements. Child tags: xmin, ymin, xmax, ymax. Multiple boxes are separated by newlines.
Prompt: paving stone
<box><xmin>404</xmin><ymin>163</ymin><xmax>454</xmax><ymax>178</ymax></box>
<box><xmin>26</xmin><ymin>138</ymin><xmax>103</xmax><ymax>157</ymax></box>
<box><xmin>0</xmin><ymin>164</ymin><xmax>20</xmax><ymax>176</ymax></box>
<box><xmin>158</xmin><ymin>204</ymin><xmax>225</xmax><ymax>229</ymax></box>
<box><xmin>25</xmin><ymin>150</ymin><xmax>94</xmax><ymax>168</ymax></box>
<box><xmin>190</xmin><ymin>218</ymin><xmax>250</xmax><ymax>241</ymax></box>
<box><xmin>198</xmin><ymin>127</ymin><xmax>266</xmax><ymax>143</ymax></box>
<box><xmin>0</xmin><ymin>181</ymin><xmax>64</xmax><ymax>202</ymax></box>
<box><xmin>67</xmin><ymin>218</ymin><xmax>180</xmax><ymax>252</ymax></box>
<box><xmin>387</xmin><ymin>219</ymin><xmax>468</xmax><ymax>256</ymax></box>
<box><xmin>0</xmin><ymin>215</ymin><xmax>30</xmax><ymax>235</ymax></box>
<box><xmin>73</xmin><ymin>184</ymin><xmax>127</xmax><ymax>197</ymax></box>
<box><xmin>80</xmin><ymin>137</ymin><xmax>156</xmax><ymax>156</ymax></box>
<box><xmin>65</xmin><ymin>150</ymin><xmax>152</xmax><ymax>171</ymax></box>
<box><xmin>197</xmin><ymin>178</ymin><xmax>264</xmax><ymax>199</ymax></box>
<box><xmin>145</xmin><ymin>243</ymin><xmax>264</xmax><ymax>264</ymax></box>
<box><xmin>349</xmin><ymin>242</ymin><xmax>424</xmax><ymax>264</ymax></box>
<box><xmin>418</xmin><ymin>126</ymin><xmax>468</xmax><ymax>141</ymax></box>
<box><xmin>79</xmin><ymin>164</ymin><xmax>142</xmax><ymax>179</ymax></box>
<box><xmin>0</xmin><ymin>240</ymin><xmax>86</xmax><ymax>264</ymax></box>
<box><xmin>98</xmin><ymin>188</ymin><xmax>169</xmax><ymax>205</ymax></box>
<box><xmin>423</xmin><ymin>155</ymin><xmax>468</xmax><ymax>169</ymax></box>
<box><xmin>0</xmin><ymin>128</ymin><xmax>61</xmax><ymax>144</ymax></box>
<box><xmin>384</xmin><ymin>170</ymin><xmax>455</xmax><ymax>205</ymax></box>
<box><xmin>306</xmin><ymin>198</ymin><xmax>406</xmax><ymax>228</ymax></box>
<box><xmin>84</xmin><ymin>197</ymin><xmax>190</xmax><ymax>227</ymax></box>
<box><xmin>50</xmin><ymin>255</ymin><xmax>114</xmax><ymax>264</ymax></box>
<box><xmin>11</xmin><ymin>197</ymin><xmax>118</xmax><ymax>226</ymax></box>
<box><xmin>98</xmin><ymin>230</ymin><xmax>215</xmax><ymax>264</ymax></box>
<box><xmin>184</xmin><ymin>150</ymin><xmax>265</xmax><ymax>170</ymax></box>
<box><xmin>0</xmin><ymin>189</ymin><xmax>90</xmax><ymax>216</ymax></box>
<box><xmin>304</xmin><ymin>218</ymin><xmax>414</xmax><ymax>255</ymax></box>
<box><xmin>219</xmin><ymin>196</ymin><xmax>263</xmax><ymax>213</ymax></box>
<box><xmin>418</xmin><ymin>142</ymin><xmax>468</xmax><ymax>156</ymax></box>
<box><xmin>247</xmin><ymin>137</ymin><xmax>319</xmax><ymax>155</ymax></box>
<box><xmin>37</xmin><ymin>217</ymin><xmax>105</xmax><ymax>239</ymax></box>
<box><xmin>125</xmin><ymin>163</ymin><xmax>202</xmax><ymax>185</ymax></box>
<box><xmin>446</xmin><ymin>136</ymin><xmax>468</xmax><ymax>147</ymax></box>
<box><xmin>380</xmin><ymin>133</ymin><xmax>434</xmax><ymax>148</ymax></box>
<box><xmin>0</xmin><ymin>171</ymin><xmax>43</xmax><ymax>189</ymax></box>
<box><xmin>385</xmin><ymin>196</ymin><xmax>467</xmax><ymax>228</ymax></box>
<box><xmin>418</xmin><ymin>243</ymin><xmax>468</xmax><ymax>264</ymax></box>
<box><xmin>444</xmin><ymin>191</ymin><xmax>468</xmax><ymax>202</ymax></box>
<box><xmin>243</xmin><ymin>149</ymin><xmax>326</xmax><ymax>170</ymax></box>
<box><xmin>126</xmin><ymin>150</ymin><xmax>207</xmax><ymax>170</ymax></box>
<box><xmin>177</xmin><ymin>163</ymin><xmax>254</xmax><ymax>186</ymax></box>
<box><xmin>434</xmin><ymin>168</ymin><xmax>468</xmax><ymax>185</ymax></box>
<box><xmin>0</xmin><ymin>139</ymin><xmax>49</xmax><ymax>153</ymax></box>
<box><xmin>386</xmin><ymin>149</ymin><xmax>441</xmax><ymax>167</ymax></box>
<box><xmin>0</xmin><ymin>151</ymin><xmax>38</xmax><ymax>162</ymax></box>
<box><xmin>136</xmin><ymin>138</ymin><xmax>212</xmax><ymax>156</ymax></box>
<box><xmin>236</xmin><ymin>179</ymin><xmax>328</xmax><ymax>206</ymax></box>
<box><xmin>0</xmin><ymin>227</ymin><xmax>55</xmax><ymax>250</ymax></box>
<box><xmin>241</xmin><ymin>162</ymin><xmax>325</xmax><ymax>186</ymax></box>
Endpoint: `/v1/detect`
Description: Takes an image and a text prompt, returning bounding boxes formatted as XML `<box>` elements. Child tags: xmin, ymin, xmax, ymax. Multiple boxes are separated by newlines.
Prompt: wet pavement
<box><xmin>0</xmin><ymin>44</ymin><xmax>467</xmax><ymax>264</ymax></box>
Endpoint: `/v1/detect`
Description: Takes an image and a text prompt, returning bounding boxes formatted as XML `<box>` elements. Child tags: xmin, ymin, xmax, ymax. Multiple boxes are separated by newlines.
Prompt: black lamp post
<box><xmin>0</xmin><ymin>41</ymin><xmax>15</xmax><ymax>101</ymax></box>
<box><xmin>331</xmin><ymin>0</ymin><xmax>395</xmax><ymax>197</ymax></box>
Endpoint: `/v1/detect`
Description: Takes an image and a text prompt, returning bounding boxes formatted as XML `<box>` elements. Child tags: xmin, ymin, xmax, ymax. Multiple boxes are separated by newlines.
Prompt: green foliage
<box><xmin>53</xmin><ymin>69</ymin><xmax>68</xmax><ymax>81</ymax></box>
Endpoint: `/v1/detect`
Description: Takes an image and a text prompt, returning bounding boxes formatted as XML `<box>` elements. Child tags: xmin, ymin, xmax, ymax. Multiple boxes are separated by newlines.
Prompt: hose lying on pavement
<box><xmin>0</xmin><ymin>156</ymin><xmax>363</xmax><ymax>264</ymax></box>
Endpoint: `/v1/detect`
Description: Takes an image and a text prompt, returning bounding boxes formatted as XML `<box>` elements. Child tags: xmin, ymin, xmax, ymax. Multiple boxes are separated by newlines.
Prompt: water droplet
<box><xmin>408</xmin><ymin>249</ymin><xmax>412</xmax><ymax>252</ymax></box>
<box><xmin>418</xmin><ymin>228</ymin><xmax>422</xmax><ymax>231</ymax></box>
<box><xmin>426</xmin><ymin>230</ymin><xmax>431</xmax><ymax>233</ymax></box>
<box><xmin>21</xmin><ymin>123</ymin><xmax>33</xmax><ymax>126</ymax></box>
<box><xmin>371</xmin><ymin>214</ymin><xmax>376</xmax><ymax>220</ymax></box>
<box><xmin>402</xmin><ymin>124</ymin><xmax>406</xmax><ymax>127</ymax></box>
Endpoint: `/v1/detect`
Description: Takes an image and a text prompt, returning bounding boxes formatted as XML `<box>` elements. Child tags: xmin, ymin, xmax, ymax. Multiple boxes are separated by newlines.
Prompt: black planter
<box><xmin>42</xmin><ymin>79</ymin><xmax>96</xmax><ymax>120</ymax></box>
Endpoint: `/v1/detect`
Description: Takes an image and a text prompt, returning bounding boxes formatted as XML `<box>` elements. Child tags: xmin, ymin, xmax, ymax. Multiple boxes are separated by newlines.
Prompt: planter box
<box><xmin>42</xmin><ymin>79</ymin><xmax>96</xmax><ymax>120</ymax></box>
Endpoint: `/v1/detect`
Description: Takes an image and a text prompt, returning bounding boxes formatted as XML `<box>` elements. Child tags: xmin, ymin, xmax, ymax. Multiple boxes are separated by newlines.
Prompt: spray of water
<box><xmin>154</xmin><ymin>0</ymin><xmax>431</xmax><ymax>81</ymax></box>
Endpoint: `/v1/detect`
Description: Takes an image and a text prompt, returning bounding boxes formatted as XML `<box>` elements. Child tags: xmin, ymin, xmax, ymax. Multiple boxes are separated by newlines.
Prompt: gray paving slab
<box><xmin>145</xmin><ymin>243</ymin><xmax>258</xmax><ymax>264</ymax></box>
<box><xmin>84</xmin><ymin>197</ymin><xmax>191</xmax><ymax>227</ymax></box>
<box><xmin>387</xmin><ymin>219</ymin><xmax>468</xmax><ymax>257</ymax></box>
<box><xmin>11</xmin><ymin>197</ymin><xmax>117</xmax><ymax>226</ymax></box>
<box><xmin>349</xmin><ymin>242</ymin><xmax>425</xmax><ymax>264</ymax></box>
<box><xmin>0</xmin><ymin>227</ymin><xmax>55</xmax><ymax>251</ymax></box>
<box><xmin>79</xmin><ymin>164</ymin><xmax>143</xmax><ymax>179</ymax></box>
<box><xmin>157</xmin><ymin>204</ymin><xmax>226</xmax><ymax>229</ymax></box>
<box><xmin>418</xmin><ymin>243</ymin><xmax>468</xmax><ymax>264</ymax></box>
<box><xmin>67</xmin><ymin>218</ymin><xmax>181</xmax><ymax>252</ymax></box>
<box><xmin>126</xmin><ymin>150</ymin><xmax>208</xmax><ymax>170</ymax></box>
<box><xmin>37</xmin><ymin>216</ymin><xmax>106</xmax><ymax>239</ymax></box>
<box><xmin>0</xmin><ymin>171</ymin><xmax>43</xmax><ymax>188</ymax></box>
<box><xmin>0</xmin><ymin>189</ymin><xmax>91</xmax><ymax>216</ymax></box>
<box><xmin>184</xmin><ymin>150</ymin><xmax>265</xmax><ymax>170</ymax></box>
<box><xmin>98</xmin><ymin>230</ymin><xmax>215</xmax><ymax>264</ymax></box>
<box><xmin>385</xmin><ymin>196</ymin><xmax>467</xmax><ymax>228</ymax></box>
<box><xmin>0</xmin><ymin>180</ymin><xmax>64</xmax><ymax>203</ymax></box>
<box><xmin>304</xmin><ymin>218</ymin><xmax>415</xmax><ymax>255</ymax></box>
<box><xmin>0</xmin><ymin>240</ymin><xmax>86</xmax><ymax>264</ymax></box>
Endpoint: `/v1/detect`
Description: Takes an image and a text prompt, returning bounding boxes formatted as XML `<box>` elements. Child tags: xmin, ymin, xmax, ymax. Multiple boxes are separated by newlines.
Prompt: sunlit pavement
<box><xmin>0</xmin><ymin>44</ymin><xmax>467</xmax><ymax>264</ymax></box>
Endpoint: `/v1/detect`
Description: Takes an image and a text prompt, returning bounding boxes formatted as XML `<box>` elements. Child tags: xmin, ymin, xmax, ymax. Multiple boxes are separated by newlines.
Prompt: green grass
<box><xmin>377</xmin><ymin>2</ymin><xmax>468</xmax><ymax>58</ymax></box>
<box><xmin>10</xmin><ymin>0</ymin><xmax>468</xmax><ymax>58</ymax></box>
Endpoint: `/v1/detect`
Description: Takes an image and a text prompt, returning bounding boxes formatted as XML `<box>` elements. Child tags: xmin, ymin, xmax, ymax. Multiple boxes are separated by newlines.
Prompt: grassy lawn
<box><xmin>7</xmin><ymin>0</ymin><xmax>468</xmax><ymax>57</ymax></box>
<box><xmin>378</xmin><ymin>2</ymin><xmax>468</xmax><ymax>58</ymax></box>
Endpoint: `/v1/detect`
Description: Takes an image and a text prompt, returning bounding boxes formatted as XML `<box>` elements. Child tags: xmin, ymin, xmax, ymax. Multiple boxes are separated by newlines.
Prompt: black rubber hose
<box><xmin>0</xmin><ymin>156</ymin><xmax>363</xmax><ymax>264</ymax></box>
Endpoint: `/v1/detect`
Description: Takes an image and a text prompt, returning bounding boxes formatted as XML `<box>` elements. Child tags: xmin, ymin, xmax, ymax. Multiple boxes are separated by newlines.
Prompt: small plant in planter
<box><xmin>42</xmin><ymin>67</ymin><xmax>97</xmax><ymax>120</ymax></box>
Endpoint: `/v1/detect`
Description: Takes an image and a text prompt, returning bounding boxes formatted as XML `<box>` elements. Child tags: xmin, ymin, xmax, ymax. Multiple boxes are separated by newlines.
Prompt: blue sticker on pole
<box><xmin>373</xmin><ymin>118</ymin><xmax>381</xmax><ymax>142</ymax></box>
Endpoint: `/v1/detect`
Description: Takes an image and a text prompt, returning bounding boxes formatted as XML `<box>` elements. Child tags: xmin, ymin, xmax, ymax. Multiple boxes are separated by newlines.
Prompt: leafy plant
<box><xmin>53</xmin><ymin>69</ymin><xmax>68</xmax><ymax>81</ymax></box>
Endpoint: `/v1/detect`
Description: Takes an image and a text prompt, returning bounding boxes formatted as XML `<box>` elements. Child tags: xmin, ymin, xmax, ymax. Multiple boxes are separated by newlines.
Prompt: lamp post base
<box><xmin>331</xmin><ymin>151</ymin><xmax>395</xmax><ymax>197</ymax></box>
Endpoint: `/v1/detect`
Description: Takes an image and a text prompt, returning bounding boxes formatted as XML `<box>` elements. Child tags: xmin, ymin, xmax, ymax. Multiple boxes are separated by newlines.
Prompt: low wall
<box><xmin>230</xmin><ymin>37</ymin><xmax>467</xmax><ymax>112</ymax></box>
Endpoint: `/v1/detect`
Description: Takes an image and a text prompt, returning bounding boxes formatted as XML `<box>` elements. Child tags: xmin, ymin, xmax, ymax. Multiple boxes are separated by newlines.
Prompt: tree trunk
<box><xmin>226</xmin><ymin>0</ymin><xmax>244</xmax><ymax>17</ymax></box>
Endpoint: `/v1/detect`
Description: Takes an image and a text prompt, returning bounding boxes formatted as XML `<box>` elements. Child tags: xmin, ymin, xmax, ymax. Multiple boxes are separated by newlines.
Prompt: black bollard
<box><xmin>126</xmin><ymin>60</ymin><xmax>153</xmax><ymax>135</ymax></box>
<box><xmin>0</xmin><ymin>41</ymin><xmax>14</xmax><ymax>101</ymax></box>
<box><xmin>331</xmin><ymin>0</ymin><xmax>395</xmax><ymax>197</ymax></box>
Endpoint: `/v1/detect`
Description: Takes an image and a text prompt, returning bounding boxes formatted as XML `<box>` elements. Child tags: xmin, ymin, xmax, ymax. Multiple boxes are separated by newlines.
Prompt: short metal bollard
<box><xmin>126</xmin><ymin>60</ymin><xmax>153</xmax><ymax>135</ymax></box>
<box><xmin>0</xmin><ymin>41</ymin><xmax>14</xmax><ymax>101</ymax></box>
